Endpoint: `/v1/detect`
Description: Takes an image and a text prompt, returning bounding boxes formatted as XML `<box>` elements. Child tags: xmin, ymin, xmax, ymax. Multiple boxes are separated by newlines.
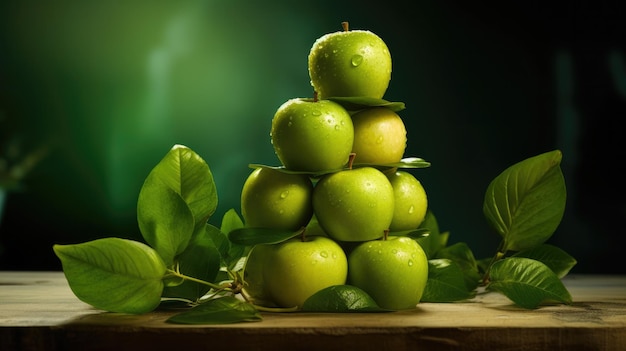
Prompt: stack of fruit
<box><xmin>240</xmin><ymin>22</ymin><xmax>429</xmax><ymax>311</ymax></box>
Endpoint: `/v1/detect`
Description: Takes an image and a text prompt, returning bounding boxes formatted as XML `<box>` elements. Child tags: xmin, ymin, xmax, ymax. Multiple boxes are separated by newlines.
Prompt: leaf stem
<box><xmin>481</xmin><ymin>240</ymin><xmax>507</xmax><ymax>286</ymax></box>
<box><xmin>166</xmin><ymin>269</ymin><xmax>226</xmax><ymax>291</ymax></box>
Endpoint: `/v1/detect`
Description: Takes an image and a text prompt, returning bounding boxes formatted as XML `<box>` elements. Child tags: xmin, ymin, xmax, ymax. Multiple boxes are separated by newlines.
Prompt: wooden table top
<box><xmin>1</xmin><ymin>271</ymin><xmax>625</xmax><ymax>350</ymax></box>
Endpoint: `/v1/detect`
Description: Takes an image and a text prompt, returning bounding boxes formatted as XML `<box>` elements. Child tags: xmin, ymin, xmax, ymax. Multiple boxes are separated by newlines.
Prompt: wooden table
<box><xmin>1</xmin><ymin>271</ymin><xmax>625</xmax><ymax>350</ymax></box>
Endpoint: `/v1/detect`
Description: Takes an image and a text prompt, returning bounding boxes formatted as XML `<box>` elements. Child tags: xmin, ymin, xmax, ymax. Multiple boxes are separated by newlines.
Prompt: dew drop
<box><xmin>320</xmin><ymin>251</ymin><xmax>328</xmax><ymax>258</ymax></box>
<box><xmin>280</xmin><ymin>191</ymin><xmax>289</xmax><ymax>199</ymax></box>
<box><xmin>312</xmin><ymin>110</ymin><xmax>321</xmax><ymax>116</ymax></box>
<box><xmin>408</xmin><ymin>205</ymin><xmax>415</xmax><ymax>214</ymax></box>
<box><xmin>408</xmin><ymin>259</ymin><xmax>414</xmax><ymax>267</ymax></box>
<box><xmin>334</xmin><ymin>125</ymin><xmax>340</xmax><ymax>130</ymax></box>
<box><xmin>351</xmin><ymin>55</ymin><xmax>363</xmax><ymax>67</ymax></box>
<box><xmin>376</xmin><ymin>136</ymin><xmax>383</xmax><ymax>144</ymax></box>
<box><xmin>392</xmin><ymin>249</ymin><xmax>398</xmax><ymax>254</ymax></box>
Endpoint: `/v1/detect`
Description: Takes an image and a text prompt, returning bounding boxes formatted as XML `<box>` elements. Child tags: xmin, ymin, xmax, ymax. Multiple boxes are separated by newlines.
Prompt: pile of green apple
<box><xmin>240</xmin><ymin>22</ymin><xmax>429</xmax><ymax>311</ymax></box>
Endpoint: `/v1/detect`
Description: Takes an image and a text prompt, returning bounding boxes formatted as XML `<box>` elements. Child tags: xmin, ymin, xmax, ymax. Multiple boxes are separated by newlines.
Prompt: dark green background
<box><xmin>1</xmin><ymin>1</ymin><xmax>624</xmax><ymax>273</ymax></box>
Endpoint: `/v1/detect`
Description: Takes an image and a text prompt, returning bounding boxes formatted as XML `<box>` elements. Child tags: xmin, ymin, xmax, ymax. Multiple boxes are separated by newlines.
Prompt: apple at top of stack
<box><xmin>308</xmin><ymin>21</ymin><xmax>392</xmax><ymax>99</ymax></box>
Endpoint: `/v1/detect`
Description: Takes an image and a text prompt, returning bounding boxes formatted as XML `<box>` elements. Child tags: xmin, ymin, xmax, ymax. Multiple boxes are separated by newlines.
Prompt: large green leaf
<box><xmin>53</xmin><ymin>238</ymin><xmax>166</xmax><ymax>314</ymax></box>
<box><xmin>166</xmin><ymin>296</ymin><xmax>262</xmax><ymax>324</ymax></box>
<box><xmin>482</xmin><ymin>150</ymin><xmax>566</xmax><ymax>252</ymax></box>
<box><xmin>487</xmin><ymin>257</ymin><xmax>572</xmax><ymax>309</ymax></box>
<box><xmin>137</xmin><ymin>181</ymin><xmax>195</xmax><ymax>265</ymax></box>
<box><xmin>512</xmin><ymin>244</ymin><xmax>577</xmax><ymax>278</ymax></box>
<box><xmin>141</xmin><ymin>144</ymin><xmax>218</xmax><ymax>230</ymax></box>
<box><xmin>421</xmin><ymin>259</ymin><xmax>476</xmax><ymax>302</ymax></box>
<box><xmin>162</xmin><ymin>227</ymin><xmax>222</xmax><ymax>301</ymax></box>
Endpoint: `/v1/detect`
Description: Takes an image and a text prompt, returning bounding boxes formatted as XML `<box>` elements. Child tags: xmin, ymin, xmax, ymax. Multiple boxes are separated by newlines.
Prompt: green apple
<box><xmin>270</xmin><ymin>98</ymin><xmax>354</xmax><ymax>172</ymax></box>
<box><xmin>387</xmin><ymin>171</ymin><xmax>428</xmax><ymax>231</ymax></box>
<box><xmin>242</xmin><ymin>244</ymin><xmax>275</xmax><ymax>306</ymax></box>
<box><xmin>351</xmin><ymin>107</ymin><xmax>407</xmax><ymax>165</ymax></box>
<box><xmin>308</xmin><ymin>22</ymin><xmax>392</xmax><ymax>99</ymax></box>
<box><xmin>241</xmin><ymin>167</ymin><xmax>313</xmax><ymax>230</ymax></box>
<box><xmin>312</xmin><ymin>166</ymin><xmax>394</xmax><ymax>242</ymax></box>
<box><xmin>262</xmin><ymin>236</ymin><xmax>348</xmax><ymax>308</ymax></box>
<box><xmin>348</xmin><ymin>236</ymin><xmax>428</xmax><ymax>310</ymax></box>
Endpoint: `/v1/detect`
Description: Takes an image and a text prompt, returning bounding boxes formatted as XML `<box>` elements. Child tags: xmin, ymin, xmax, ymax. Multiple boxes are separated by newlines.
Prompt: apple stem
<box><xmin>347</xmin><ymin>153</ymin><xmax>356</xmax><ymax>169</ymax></box>
<box><xmin>342</xmin><ymin>21</ymin><xmax>349</xmax><ymax>32</ymax></box>
<box><xmin>313</xmin><ymin>90</ymin><xmax>318</xmax><ymax>102</ymax></box>
<box><xmin>300</xmin><ymin>226</ymin><xmax>307</xmax><ymax>242</ymax></box>
<box><xmin>383</xmin><ymin>229</ymin><xmax>389</xmax><ymax>241</ymax></box>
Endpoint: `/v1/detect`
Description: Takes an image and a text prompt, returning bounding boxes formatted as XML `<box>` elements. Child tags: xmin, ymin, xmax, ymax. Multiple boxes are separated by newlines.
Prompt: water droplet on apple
<box><xmin>312</xmin><ymin>110</ymin><xmax>321</xmax><ymax>116</ymax></box>
<box><xmin>408</xmin><ymin>205</ymin><xmax>415</xmax><ymax>214</ymax></box>
<box><xmin>351</xmin><ymin>55</ymin><xmax>363</xmax><ymax>67</ymax></box>
<box><xmin>408</xmin><ymin>259</ymin><xmax>414</xmax><ymax>267</ymax></box>
<box><xmin>334</xmin><ymin>125</ymin><xmax>340</xmax><ymax>130</ymax></box>
<box><xmin>320</xmin><ymin>251</ymin><xmax>328</xmax><ymax>258</ymax></box>
<box><xmin>280</xmin><ymin>191</ymin><xmax>289</xmax><ymax>199</ymax></box>
<box><xmin>392</xmin><ymin>249</ymin><xmax>398</xmax><ymax>254</ymax></box>
<box><xmin>376</xmin><ymin>136</ymin><xmax>383</xmax><ymax>144</ymax></box>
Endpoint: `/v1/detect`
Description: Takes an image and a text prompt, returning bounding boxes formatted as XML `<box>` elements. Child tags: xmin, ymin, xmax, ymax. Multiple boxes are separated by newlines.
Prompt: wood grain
<box><xmin>1</xmin><ymin>271</ymin><xmax>625</xmax><ymax>350</ymax></box>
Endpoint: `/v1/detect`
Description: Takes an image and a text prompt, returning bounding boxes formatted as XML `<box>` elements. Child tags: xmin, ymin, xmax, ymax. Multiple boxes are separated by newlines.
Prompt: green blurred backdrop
<box><xmin>1</xmin><ymin>1</ymin><xmax>624</xmax><ymax>273</ymax></box>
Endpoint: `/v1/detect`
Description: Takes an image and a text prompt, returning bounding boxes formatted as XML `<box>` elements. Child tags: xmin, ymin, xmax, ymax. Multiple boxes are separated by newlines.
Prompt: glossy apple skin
<box><xmin>351</xmin><ymin>107</ymin><xmax>407</xmax><ymax>165</ymax></box>
<box><xmin>308</xmin><ymin>29</ymin><xmax>392</xmax><ymax>99</ymax></box>
<box><xmin>348</xmin><ymin>236</ymin><xmax>428</xmax><ymax>310</ymax></box>
<box><xmin>270</xmin><ymin>98</ymin><xmax>354</xmax><ymax>172</ymax></box>
<box><xmin>312</xmin><ymin>167</ymin><xmax>394</xmax><ymax>242</ymax></box>
<box><xmin>262</xmin><ymin>236</ymin><xmax>348</xmax><ymax>308</ymax></box>
<box><xmin>387</xmin><ymin>171</ymin><xmax>428</xmax><ymax>231</ymax></box>
<box><xmin>241</xmin><ymin>167</ymin><xmax>313</xmax><ymax>230</ymax></box>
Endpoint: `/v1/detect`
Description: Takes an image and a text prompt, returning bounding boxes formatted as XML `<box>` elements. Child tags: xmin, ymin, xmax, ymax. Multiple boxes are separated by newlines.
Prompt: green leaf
<box><xmin>220</xmin><ymin>209</ymin><xmax>249</xmax><ymax>270</ymax></box>
<box><xmin>415</xmin><ymin>210</ymin><xmax>443</xmax><ymax>259</ymax></box>
<box><xmin>166</xmin><ymin>296</ymin><xmax>262</xmax><ymax>324</ymax></box>
<box><xmin>148</xmin><ymin>144</ymin><xmax>218</xmax><ymax>229</ymax></box>
<box><xmin>221</xmin><ymin>208</ymin><xmax>245</xmax><ymax>234</ymax></box>
<box><xmin>137</xmin><ymin>181</ymin><xmax>195</xmax><ymax>265</ymax></box>
<box><xmin>326</xmin><ymin>96</ymin><xmax>406</xmax><ymax>112</ymax></box>
<box><xmin>162</xmin><ymin>228</ymin><xmax>222</xmax><ymax>301</ymax></box>
<box><xmin>228</xmin><ymin>227</ymin><xmax>303</xmax><ymax>246</ymax></box>
<box><xmin>421</xmin><ymin>259</ymin><xmax>476</xmax><ymax>302</ymax></box>
<box><xmin>482</xmin><ymin>150</ymin><xmax>567</xmax><ymax>252</ymax></box>
<box><xmin>53</xmin><ymin>238</ymin><xmax>166</xmax><ymax>314</ymax></box>
<box><xmin>487</xmin><ymin>257</ymin><xmax>573</xmax><ymax>309</ymax></box>
<box><xmin>301</xmin><ymin>285</ymin><xmax>391</xmax><ymax>312</ymax></box>
<box><xmin>248</xmin><ymin>157</ymin><xmax>430</xmax><ymax>178</ymax></box>
<box><xmin>512</xmin><ymin>244</ymin><xmax>577</xmax><ymax>278</ymax></box>
<box><xmin>435</xmin><ymin>242</ymin><xmax>481</xmax><ymax>290</ymax></box>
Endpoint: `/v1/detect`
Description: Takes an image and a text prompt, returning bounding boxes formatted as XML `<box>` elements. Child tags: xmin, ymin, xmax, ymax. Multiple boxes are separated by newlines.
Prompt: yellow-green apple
<box><xmin>312</xmin><ymin>166</ymin><xmax>394</xmax><ymax>242</ymax></box>
<box><xmin>241</xmin><ymin>244</ymin><xmax>275</xmax><ymax>306</ymax></box>
<box><xmin>386</xmin><ymin>171</ymin><xmax>428</xmax><ymax>231</ymax></box>
<box><xmin>348</xmin><ymin>235</ymin><xmax>428</xmax><ymax>310</ymax></box>
<box><xmin>308</xmin><ymin>22</ymin><xmax>392</xmax><ymax>99</ymax></box>
<box><xmin>270</xmin><ymin>98</ymin><xmax>354</xmax><ymax>172</ymax></box>
<box><xmin>351</xmin><ymin>107</ymin><xmax>407</xmax><ymax>165</ymax></box>
<box><xmin>241</xmin><ymin>167</ymin><xmax>313</xmax><ymax>230</ymax></box>
<box><xmin>261</xmin><ymin>235</ymin><xmax>348</xmax><ymax>308</ymax></box>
